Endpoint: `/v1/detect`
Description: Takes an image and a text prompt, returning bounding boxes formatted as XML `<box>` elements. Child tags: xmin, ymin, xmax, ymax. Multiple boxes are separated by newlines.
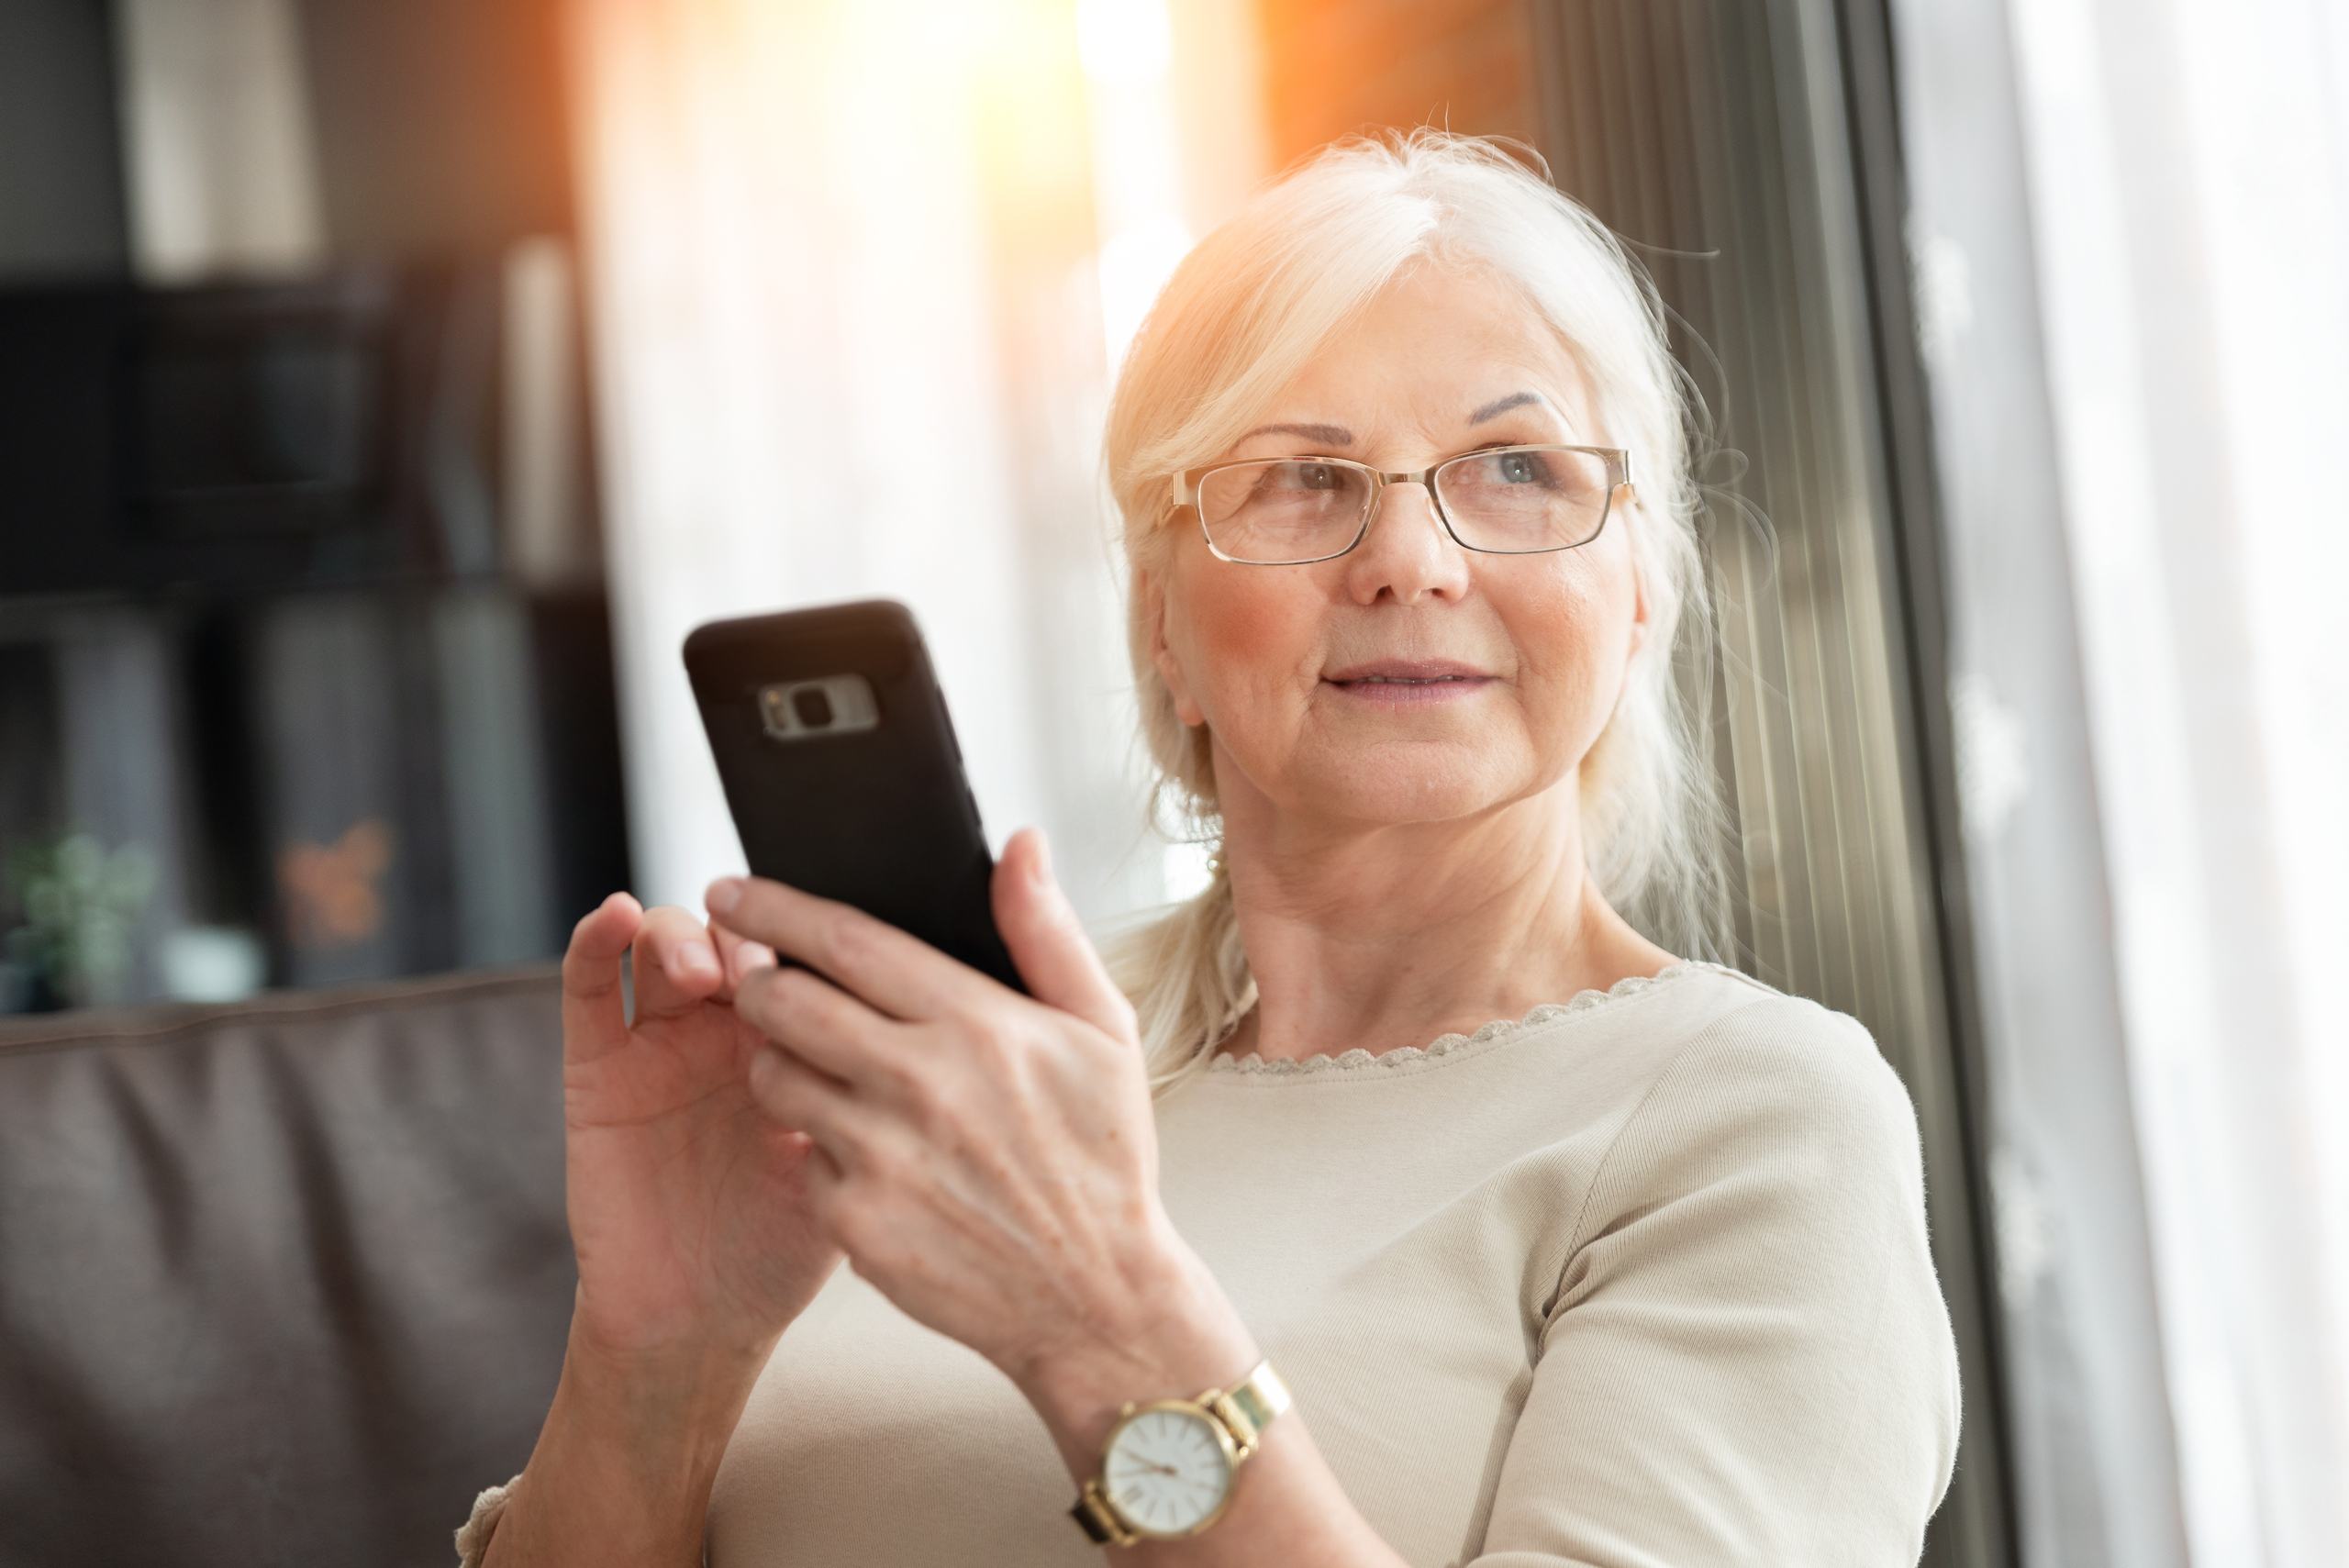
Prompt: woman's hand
<box><xmin>557</xmin><ymin>894</ymin><xmax>848</xmax><ymax>1373</ymax></box>
<box><xmin>704</xmin><ymin>827</ymin><xmax>1204</xmax><ymax>1396</ymax></box>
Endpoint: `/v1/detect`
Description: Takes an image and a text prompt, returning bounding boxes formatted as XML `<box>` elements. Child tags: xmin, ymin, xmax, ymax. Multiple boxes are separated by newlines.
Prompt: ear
<box><xmin>1629</xmin><ymin>560</ymin><xmax>1649</xmax><ymax>658</ymax></box>
<box><xmin>1624</xmin><ymin>498</ymin><xmax>1650</xmax><ymax>659</ymax></box>
<box><xmin>1141</xmin><ymin>567</ymin><xmax>1204</xmax><ymax>727</ymax></box>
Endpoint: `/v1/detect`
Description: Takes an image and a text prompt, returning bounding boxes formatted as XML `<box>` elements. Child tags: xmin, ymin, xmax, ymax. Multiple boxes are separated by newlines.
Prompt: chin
<box><xmin>1304</xmin><ymin>762</ymin><xmax>1506</xmax><ymax>822</ymax></box>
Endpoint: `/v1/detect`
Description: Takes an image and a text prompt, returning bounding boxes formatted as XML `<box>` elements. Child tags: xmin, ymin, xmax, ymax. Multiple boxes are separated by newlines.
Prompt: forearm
<box><xmin>1018</xmin><ymin>1244</ymin><xmax>1409</xmax><ymax>1568</ymax></box>
<box><xmin>483</xmin><ymin>1315</ymin><xmax>776</xmax><ymax>1568</ymax></box>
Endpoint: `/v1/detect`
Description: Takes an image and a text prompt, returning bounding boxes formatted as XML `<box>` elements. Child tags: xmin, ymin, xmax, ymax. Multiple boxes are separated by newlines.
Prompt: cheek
<box><xmin>1508</xmin><ymin>561</ymin><xmax>1629</xmax><ymax>702</ymax></box>
<box><xmin>1181</xmin><ymin>573</ymin><xmax>1313</xmax><ymax>699</ymax></box>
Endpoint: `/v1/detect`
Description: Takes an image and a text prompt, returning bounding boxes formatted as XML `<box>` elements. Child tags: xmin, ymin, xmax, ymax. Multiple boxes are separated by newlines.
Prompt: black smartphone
<box><xmin>682</xmin><ymin>598</ymin><xmax>1027</xmax><ymax>996</ymax></box>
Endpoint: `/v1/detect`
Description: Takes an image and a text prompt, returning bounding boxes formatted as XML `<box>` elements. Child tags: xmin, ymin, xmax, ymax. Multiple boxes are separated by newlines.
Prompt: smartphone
<box><xmin>682</xmin><ymin>598</ymin><xmax>1027</xmax><ymax>996</ymax></box>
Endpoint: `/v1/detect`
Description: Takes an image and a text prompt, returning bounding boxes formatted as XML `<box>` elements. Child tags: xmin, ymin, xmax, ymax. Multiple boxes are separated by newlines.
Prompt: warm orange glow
<box><xmin>569</xmin><ymin>0</ymin><xmax>1247</xmax><ymax>909</ymax></box>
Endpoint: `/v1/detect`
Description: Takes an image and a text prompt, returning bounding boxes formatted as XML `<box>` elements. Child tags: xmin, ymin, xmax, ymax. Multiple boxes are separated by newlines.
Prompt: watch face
<box><xmin>1103</xmin><ymin>1405</ymin><xmax>1234</xmax><ymax>1536</ymax></box>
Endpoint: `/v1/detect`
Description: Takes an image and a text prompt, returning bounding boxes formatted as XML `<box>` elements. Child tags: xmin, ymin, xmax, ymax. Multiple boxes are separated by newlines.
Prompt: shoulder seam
<box><xmin>1695</xmin><ymin>961</ymin><xmax>1795</xmax><ymax>1004</ymax></box>
<box><xmin>1541</xmin><ymin>991</ymin><xmax>1887</xmax><ymax>1341</ymax></box>
<box><xmin>1553</xmin><ymin>993</ymin><xmax>1790</xmax><ymax>1264</ymax></box>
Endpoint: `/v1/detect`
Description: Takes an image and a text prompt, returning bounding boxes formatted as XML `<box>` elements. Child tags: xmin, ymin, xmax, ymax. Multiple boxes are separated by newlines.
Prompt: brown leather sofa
<box><xmin>0</xmin><ymin>966</ymin><xmax>578</xmax><ymax>1568</ymax></box>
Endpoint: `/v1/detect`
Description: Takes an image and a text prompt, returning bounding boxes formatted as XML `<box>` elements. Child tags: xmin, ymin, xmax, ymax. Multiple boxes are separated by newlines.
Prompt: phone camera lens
<box><xmin>792</xmin><ymin>687</ymin><xmax>834</xmax><ymax>728</ymax></box>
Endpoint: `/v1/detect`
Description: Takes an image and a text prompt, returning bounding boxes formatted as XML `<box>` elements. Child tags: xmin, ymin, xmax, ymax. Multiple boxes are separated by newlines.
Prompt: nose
<box><xmin>1345</xmin><ymin>478</ymin><xmax>1470</xmax><ymax>603</ymax></box>
<box><xmin>1362</xmin><ymin>477</ymin><xmax>1440</xmax><ymax>536</ymax></box>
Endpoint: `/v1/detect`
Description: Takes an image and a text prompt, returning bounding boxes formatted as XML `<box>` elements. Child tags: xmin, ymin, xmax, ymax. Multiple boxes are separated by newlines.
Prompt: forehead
<box><xmin>1254</xmin><ymin>261</ymin><xmax>1602</xmax><ymax>437</ymax></box>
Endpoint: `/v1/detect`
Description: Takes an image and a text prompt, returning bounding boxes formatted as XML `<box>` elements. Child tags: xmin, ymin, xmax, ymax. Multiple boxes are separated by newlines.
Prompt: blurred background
<box><xmin>1</xmin><ymin>2</ymin><xmax>2342</xmax><ymax>1566</ymax></box>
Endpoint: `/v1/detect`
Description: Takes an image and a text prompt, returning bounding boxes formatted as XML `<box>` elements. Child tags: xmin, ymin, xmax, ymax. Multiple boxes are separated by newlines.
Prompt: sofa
<box><xmin>0</xmin><ymin>966</ymin><xmax>579</xmax><ymax>1568</ymax></box>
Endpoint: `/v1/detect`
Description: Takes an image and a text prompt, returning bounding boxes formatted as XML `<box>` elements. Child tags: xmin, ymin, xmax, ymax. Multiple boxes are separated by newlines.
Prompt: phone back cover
<box><xmin>684</xmin><ymin>599</ymin><xmax>1025</xmax><ymax>995</ymax></box>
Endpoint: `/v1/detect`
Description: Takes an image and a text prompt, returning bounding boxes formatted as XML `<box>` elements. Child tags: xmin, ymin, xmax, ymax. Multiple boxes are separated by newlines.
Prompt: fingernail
<box><xmin>1030</xmin><ymin>829</ymin><xmax>1053</xmax><ymax>889</ymax></box>
<box><xmin>677</xmin><ymin>941</ymin><xmax>718</xmax><ymax>977</ymax></box>
<box><xmin>706</xmin><ymin>877</ymin><xmax>743</xmax><ymax>914</ymax></box>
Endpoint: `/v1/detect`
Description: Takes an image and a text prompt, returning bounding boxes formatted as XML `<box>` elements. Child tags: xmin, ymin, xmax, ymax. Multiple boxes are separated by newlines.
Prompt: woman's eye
<box><xmin>1297</xmin><ymin>462</ymin><xmax>1340</xmax><ymax>489</ymax></box>
<box><xmin>1497</xmin><ymin>451</ymin><xmax>1544</xmax><ymax>484</ymax></box>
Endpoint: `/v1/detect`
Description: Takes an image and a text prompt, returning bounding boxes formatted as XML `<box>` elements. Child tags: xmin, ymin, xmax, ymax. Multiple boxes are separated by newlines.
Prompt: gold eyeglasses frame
<box><xmin>1168</xmin><ymin>444</ymin><xmax>1635</xmax><ymax>565</ymax></box>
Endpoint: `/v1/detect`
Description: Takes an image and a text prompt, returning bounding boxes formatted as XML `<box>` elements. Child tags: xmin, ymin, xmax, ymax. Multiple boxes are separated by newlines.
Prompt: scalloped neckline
<box><xmin>1202</xmin><ymin>959</ymin><xmax>1724</xmax><ymax>1078</ymax></box>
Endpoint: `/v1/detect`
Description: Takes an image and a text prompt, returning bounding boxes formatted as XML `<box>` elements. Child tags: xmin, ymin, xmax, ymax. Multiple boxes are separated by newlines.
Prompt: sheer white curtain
<box><xmin>562</xmin><ymin>0</ymin><xmax>1182</xmax><ymax>927</ymax></box>
<box><xmin>2005</xmin><ymin>1</ymin><xmax>2349</xmax><ymax>1563</ymax></box>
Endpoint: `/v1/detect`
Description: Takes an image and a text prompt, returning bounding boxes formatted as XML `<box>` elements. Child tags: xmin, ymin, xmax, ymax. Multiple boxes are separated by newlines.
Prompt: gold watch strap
<box><xmin>1069</xmin><ymin>1358</ymin><xmax>1289</xmax><ymax>1545</ymax></box>
<box><xmin>1204</xmin><ymin>1356</ymin><xmax>1290</xmax><ymax>1461</ymax></box>
<box><xmin>1071</xmin><ymin>1478</ymin><xmax>1139</xmax><ymax>1546</ymax></box>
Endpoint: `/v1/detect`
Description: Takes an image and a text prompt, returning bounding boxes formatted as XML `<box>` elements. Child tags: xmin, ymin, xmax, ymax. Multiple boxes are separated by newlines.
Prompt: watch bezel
<box><xmin>1098</xmin><ymin>1396</ymin><xmax>1241</xmax><ymax>1539</ymax></box>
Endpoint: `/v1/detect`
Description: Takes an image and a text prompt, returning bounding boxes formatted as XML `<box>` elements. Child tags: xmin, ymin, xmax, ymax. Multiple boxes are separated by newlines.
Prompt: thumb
<box><xmin>993</xmin><ymin>826</ymin><xmax>1135</xmax><ymax>1041</ymax></box>
<box><xmin>561</xmin><ymin>891</ymin><xmax>642</xmax><ymax>1067</ymax></box>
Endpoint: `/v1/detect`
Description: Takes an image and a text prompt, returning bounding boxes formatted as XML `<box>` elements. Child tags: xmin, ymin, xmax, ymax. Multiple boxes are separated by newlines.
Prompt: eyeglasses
<box><xmin>1169</xmin><ymin>444</ymin><xmax>1633</xmax><ymax>565</ymax></box>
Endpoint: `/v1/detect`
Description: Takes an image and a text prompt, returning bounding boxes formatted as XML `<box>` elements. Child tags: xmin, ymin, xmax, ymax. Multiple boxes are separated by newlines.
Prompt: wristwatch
<box><xmin>1068</xmin><ymin>1357</ymin><xmax>1291</xmax><ymax>1545</ymax></box>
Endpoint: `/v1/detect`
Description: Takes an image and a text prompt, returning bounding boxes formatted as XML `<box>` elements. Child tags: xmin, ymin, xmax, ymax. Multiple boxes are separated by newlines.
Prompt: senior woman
<box><xmin>458</xmin><ymin>129</ymin><xmax>1960</xmax><ymax>1566</ymax></box>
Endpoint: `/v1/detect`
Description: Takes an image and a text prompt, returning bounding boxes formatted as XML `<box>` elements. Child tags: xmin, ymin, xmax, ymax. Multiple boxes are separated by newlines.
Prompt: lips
<box><xmin>1324</xmin><ymin>667</ymin><xmax>1493</xmax><ymax>704</ymax></box>
<box><xmin>1322</xmin><ymin>658</ymin><xmax>1492</xmax><ymax>684</ymax></box>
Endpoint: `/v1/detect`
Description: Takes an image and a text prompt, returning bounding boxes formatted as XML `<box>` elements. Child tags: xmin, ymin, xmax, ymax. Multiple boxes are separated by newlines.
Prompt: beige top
<box><xmin>681</xmin><ymin>958</ymin><xmax>1962</xmax><ymax>1565</ymax></box>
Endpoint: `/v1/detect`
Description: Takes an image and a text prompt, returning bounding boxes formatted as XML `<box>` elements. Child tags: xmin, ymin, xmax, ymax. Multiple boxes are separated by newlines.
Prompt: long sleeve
<box><xmin>454</xmin><ymin>1473</ymin><xmax>522</xmax><ymax>1565</ymax></box>
<box><xmin>1469</xmin><ymin>1005</ymin><xmax>1963</xmax><ymax>1567</ymax></box>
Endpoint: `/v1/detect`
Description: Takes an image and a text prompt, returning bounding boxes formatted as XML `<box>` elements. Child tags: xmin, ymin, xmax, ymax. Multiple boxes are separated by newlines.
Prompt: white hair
<box><xmin>1092</xmin><ymin>127</ymin><xmax>1739</xmax><ymax>1098</ymax></box>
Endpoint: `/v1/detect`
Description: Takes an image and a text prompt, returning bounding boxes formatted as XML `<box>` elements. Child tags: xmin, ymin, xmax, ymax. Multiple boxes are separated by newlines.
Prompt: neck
<box><xmin>1210</xmin><ymin>799</ymin><xmax>1674</xmax><ymax>1065</ymax></box>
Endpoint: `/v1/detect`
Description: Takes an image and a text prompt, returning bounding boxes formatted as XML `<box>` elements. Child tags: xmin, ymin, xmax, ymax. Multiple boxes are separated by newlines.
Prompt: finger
<box><xmin>562</xmin><ymin>892</ymin><xmax>642</xmax><ymax>1066</ymax></box>
<box><xmin>705</xmin><ymin>874</ymin><xmax>985</xmax><ymax>1023</ymax></box>
<box><xmin>993</xmin><ymin>827</ymin><xmax>1138</xmax><ymax>1042</ymax></box>
<box><xmin>732</xmin><ymin>958</ymin><xmax>898</xmax><ymax>1089</ymax></box>
<box><xmin>709</xmin><ymin>920</ymin><xmax>777</xmax><ymax>999</ymax></box>
<box><xmin>630</xmin><ymin>905</ymin><xmax>726</xmax><ymax>1020</ymax></box>
<box><xmin>745</xmin><ymin>1040</ymin><xmax>861</xmax><ymax>1162</ymax></box>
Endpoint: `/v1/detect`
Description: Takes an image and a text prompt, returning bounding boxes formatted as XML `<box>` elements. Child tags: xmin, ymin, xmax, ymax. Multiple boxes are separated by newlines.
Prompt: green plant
<box><xmin>3</xmin><ymin>831</ymin><xmax>158</xmax><ymax>1009</ymax></box>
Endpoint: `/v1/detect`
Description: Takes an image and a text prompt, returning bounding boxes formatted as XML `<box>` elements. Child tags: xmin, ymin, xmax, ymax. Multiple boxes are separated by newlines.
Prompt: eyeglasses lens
<box><xmin>1433</xmin><ymin>448</ymin><xmax>1611</xmax><ymax>552</ymax></box>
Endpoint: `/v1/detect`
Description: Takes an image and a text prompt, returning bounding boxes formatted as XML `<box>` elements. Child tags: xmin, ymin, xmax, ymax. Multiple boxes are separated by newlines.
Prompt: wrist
<box><xmin>1015</xmin><ymin>1233</ymin><xmax>1262</xmax><ymax>1479</ymax></box>
<box><xmin>554</xmin><ymin>1297</ymin><xmax>781</xmax><ymax>1486</ymax></box>
<box><xmin>568</xmin><ymin>1277</ymin><xmax>789</xmax><ymax>1383</ymax></box>
<box><xmin>487</xmin><ymin>1338</ymin><xmax>759</xmax><ymax>1568</ymax></box>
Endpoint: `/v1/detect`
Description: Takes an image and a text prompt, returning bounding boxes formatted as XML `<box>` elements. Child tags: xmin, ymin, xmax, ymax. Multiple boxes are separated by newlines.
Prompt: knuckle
<box><xmin>852</xmin><ymin>1130</ymin><xmax>897</xmax><ymax>1184</ymax></box>
<box><xmin>871</xmin><ymin>1040</ymin><xmax>921</xmax><ymax>1094</ymax></box>
<box><xmin>773</xmin><ymin>962</ymin><xmax>825</xmax><ymax>1012</ymax></box>
<box><xmin>839</xmin><ymin>1134</ymin><xmax>896</xmax><ymax>1204</ymax></box>
<box><xmin>740</xmin><ymin>967</ymin><xmax>797</xmax><ymax>1029</ymax></box>
<box><xmin>627</xmin><ymin>918</ymin><xmax>667</xmax><ymax>959</ymax></box>
<box><xmin>820</xmin><ymin>917</ymin><xmax>870</xmax><ymax>976</ymax></box>
<box><xmin>894</xmin><ymin>1062</ymin><xmax>954</xmax><ymax>1136</ymax></box>
<box><xmin>965</xmin><ymin>1014</ymin><xmax>1022</xmax><ymax>1068</ymax></box>
<box><xmin>565</xmin><ymin>901</ymin><xmax>626</xmax><ymax>962</ymax></box>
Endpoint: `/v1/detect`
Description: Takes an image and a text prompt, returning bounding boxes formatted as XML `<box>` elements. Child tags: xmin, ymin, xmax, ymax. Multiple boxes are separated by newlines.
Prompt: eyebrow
<box><xmin>1235</xmin><ymin>391</ymin><xmax>1551</xmax><ymax>449</ymax></box>
<box><xmin>1469</xmin><ymin>389</ymin><xmax>1545</xmax><ymax>422</ymax></box>
<box><xmin>1237</xmin><ymin>420</ymin><xmax>1353</xmax><ymax>445</ymax></box>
